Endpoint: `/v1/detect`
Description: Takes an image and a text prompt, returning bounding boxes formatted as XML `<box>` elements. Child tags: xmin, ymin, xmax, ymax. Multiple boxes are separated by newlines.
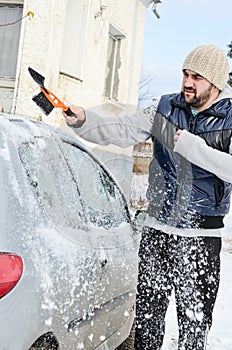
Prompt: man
<box><xmin>63</xmin><ymin>45</ymin><xmax>232</xmax><ymax>349</ymax></box>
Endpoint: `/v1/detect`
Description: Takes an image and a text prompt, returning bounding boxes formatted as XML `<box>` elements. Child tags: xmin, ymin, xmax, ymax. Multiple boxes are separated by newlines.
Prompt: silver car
<box><xmin>0</xmin><ymin>113</ymin><xmax>140</xmax><ymax>350</ymax></box>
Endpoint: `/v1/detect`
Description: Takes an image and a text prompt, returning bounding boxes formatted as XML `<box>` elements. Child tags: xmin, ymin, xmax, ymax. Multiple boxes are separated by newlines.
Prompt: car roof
<box><xmin>0</xmin><ymin>113</ymin><xmax>86</xmax><ymax>148</ymax></box>
<box><xmin>0</xmin><ymin>112</ymin><xmax>125</xmax><ymax>195</ymax></box>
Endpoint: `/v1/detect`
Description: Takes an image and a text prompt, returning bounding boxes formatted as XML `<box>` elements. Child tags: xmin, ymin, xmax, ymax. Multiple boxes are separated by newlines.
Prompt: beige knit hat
<box><xmin>182</xmin><ymin>45</ymin><xmax>229</xmax><ymax>90</ymax></box>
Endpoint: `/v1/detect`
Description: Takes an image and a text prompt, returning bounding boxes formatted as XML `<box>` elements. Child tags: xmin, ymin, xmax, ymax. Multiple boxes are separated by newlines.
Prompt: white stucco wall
<box><xmin>10</xmin><ymin>0</ymin><xmax>148</xmax><ymax>200</ymax></box>
<box><xmin>14</xmin><ymin>0</ymin><xmax>147</xmax><ymax>120</ymax></box>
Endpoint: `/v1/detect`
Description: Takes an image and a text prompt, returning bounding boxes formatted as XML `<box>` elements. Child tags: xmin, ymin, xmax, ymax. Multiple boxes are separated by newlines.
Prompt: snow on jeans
<box><xmin>134</xmin><ymin>226</ymin><xmax>221</xmax><ymax>350</ymax></box>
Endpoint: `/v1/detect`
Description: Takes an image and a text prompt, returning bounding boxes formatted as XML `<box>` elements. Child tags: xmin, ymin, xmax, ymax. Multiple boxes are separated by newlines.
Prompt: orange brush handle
<box><xmin>40</xmin><ymin>87</ymin><xmax>69</xmax><ymax>112</ymax></box>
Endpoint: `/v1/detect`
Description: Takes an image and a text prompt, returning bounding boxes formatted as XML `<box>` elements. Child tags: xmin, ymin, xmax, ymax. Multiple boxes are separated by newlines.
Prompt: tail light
<box><xmin>0</xmin><ymin>253</ymin><xmax>23</xmax><ymax>298</ymax></box>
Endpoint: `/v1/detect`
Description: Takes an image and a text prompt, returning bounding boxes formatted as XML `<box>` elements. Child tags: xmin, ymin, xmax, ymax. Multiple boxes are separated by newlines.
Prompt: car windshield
<box><xmin>19</xmin><ymin>136</ymin><xmax>129</xmax><ymax>230</ymax></box>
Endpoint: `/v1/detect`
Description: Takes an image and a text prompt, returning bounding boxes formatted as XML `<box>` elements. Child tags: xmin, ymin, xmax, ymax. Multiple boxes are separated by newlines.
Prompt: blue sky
<box><xmin>141</xmin><ymin>0</ymin><xmax>232</xmax><ymax>100</ymax></box>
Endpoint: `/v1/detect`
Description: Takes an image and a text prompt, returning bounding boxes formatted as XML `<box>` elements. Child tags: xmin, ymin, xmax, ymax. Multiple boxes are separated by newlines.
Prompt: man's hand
<box><xmin>63</xmin><ymin>105</ymin><xmax>86</xmax><ymax>126</ymax></box>
<box><xmin>174</xmin><ymin>129</ymin><xmax>183</xmax><ymax>145</ymax></box>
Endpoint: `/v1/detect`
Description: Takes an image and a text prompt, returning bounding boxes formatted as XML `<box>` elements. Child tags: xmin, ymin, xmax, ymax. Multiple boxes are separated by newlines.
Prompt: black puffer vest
<box><xmin>147</xmin><ymin>92</ymin><xmax>232</xmax><ymax>229</ymax></box>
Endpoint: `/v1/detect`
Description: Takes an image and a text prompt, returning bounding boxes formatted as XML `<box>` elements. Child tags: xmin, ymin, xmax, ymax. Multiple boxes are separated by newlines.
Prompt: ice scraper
<box><xmin>28</xmin><ymin>67</ymin><xmax>75</xmax><ymax>116</ymax></box>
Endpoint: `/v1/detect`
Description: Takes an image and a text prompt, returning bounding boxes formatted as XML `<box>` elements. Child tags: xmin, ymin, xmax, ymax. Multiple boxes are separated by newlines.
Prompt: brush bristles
<box><xmin>32</xmin><ymin>92</ymin><xmax>54</xmax><ymax>116</ymax></box>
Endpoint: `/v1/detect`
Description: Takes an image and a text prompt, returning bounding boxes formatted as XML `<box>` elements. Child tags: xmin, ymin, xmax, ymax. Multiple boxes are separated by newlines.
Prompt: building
<box><xmin>0</xmin><ymin>0</ymin><xmax>160</xmax><ymax>198</ymax></box>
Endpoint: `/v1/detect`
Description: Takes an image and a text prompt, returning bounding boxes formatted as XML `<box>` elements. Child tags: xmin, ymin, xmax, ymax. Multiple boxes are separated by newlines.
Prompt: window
<box><xmin>19</xmin><ymin>136</ymin><xmax>129</xmax><ymax>232</ymax></box>
<box><xmin>60</xmin><ymin>0</ymin><xmax>90</xmax><ymax>80</ymax></box>
<box><xmin>0</xmin><ymin>4</ymin><xmax>23</xmax><ymax>84</ymax></box>
<box><xmin>104</xmin><ymin>24</ymin><xmax>125</xmax><ymax>100</ymax></box>
<box><xmin>63</xmin><ymin>142</ymin><xmax>129</xmax><ymax>229</ymax></box>
<box><xmin>19</xmin><ymin>137</ymin><xmax>85</xmax><ymax>232</ymax></box>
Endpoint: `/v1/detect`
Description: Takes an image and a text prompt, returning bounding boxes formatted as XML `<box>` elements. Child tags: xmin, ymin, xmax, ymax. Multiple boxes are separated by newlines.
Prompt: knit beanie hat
<box><xmin>182</xmin><ymin>45</ymin><xmax>229</xmax><ymax>90</ymax></box>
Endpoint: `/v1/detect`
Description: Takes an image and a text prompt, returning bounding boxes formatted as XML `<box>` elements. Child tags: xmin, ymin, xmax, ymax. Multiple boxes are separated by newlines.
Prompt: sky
<box><xmin>141</xmin><ymin>0</ymin><xmax>232</xmax><ymax>102</ymax></box>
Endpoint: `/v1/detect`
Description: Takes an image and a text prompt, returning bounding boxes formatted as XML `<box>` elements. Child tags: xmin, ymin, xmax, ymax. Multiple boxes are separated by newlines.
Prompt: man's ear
<box><xmin>212</xmin><ymin>85</ymin><xmax>220</xmax><ymax>93</ymax></box>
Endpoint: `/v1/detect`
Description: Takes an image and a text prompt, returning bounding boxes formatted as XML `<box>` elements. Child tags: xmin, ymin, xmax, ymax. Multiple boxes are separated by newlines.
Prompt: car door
<box><xmin>60</xmin><ymin>139</ymin><xmax>139</xmax><ymax>344</ymax></box>
<box><xmin>19</xmin><ymin>135</ymin><xmax>103</xmax><ymax>348</ymax></box>
<box><xmin>19</xmin><ymin>133</ymin><xmax>139</xmax><ymax>349</ymax></box>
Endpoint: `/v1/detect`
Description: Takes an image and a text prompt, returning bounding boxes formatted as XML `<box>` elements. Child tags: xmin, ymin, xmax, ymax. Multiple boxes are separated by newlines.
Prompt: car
<box><xmin>0</xmin><ymin>113</ymin><xmax>140</xmax><ymax>350</ymax></box>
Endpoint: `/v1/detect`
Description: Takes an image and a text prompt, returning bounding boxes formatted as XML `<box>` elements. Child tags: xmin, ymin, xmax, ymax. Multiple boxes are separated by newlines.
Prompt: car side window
<box><xmin>61</xmin><ymin>141</ymin><xmax>129</xmax><ymax>228</ymax></box>
<box><xmin>19</xmin><ymin>137</ymin><xmax>85</xmax><ymax>231</ymax></box>
<box><xmin>19</xmin><ymin>136</ymin><xmax>129</xmax><ymax>231</ymax></box>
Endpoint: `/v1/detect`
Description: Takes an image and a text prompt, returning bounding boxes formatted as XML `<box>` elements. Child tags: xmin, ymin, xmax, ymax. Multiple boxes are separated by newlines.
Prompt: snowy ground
<box><xmin>130</xmin><ymin>174</ymin><xmax>232</xmax><ymax>349</ymax></box>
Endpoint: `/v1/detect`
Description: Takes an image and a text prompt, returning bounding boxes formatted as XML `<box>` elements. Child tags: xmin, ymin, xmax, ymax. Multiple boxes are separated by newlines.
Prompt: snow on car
<box><xmin>0</xmin><ymin>113</ymin><xmax>140</xmax><ymax>350</ymax></box>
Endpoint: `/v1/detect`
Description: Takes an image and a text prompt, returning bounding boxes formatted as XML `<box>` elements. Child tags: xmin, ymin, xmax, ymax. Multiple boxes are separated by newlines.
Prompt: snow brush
<box><xmin>28</xmin><ymin>67</ymin><xmax>75</xmax><ymax>116</ymax></box>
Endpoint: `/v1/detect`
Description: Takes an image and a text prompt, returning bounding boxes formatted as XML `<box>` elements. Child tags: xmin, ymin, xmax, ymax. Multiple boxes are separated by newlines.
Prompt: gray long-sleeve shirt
<box><xmin>71</xmin><ymin>85</ymin><xmax>232</xmax><ymax>184</ymax></box>
<box><xmin>69</xmin><ymin>85</ymin><xmax>232</xmax><ymax>236</ymax></box>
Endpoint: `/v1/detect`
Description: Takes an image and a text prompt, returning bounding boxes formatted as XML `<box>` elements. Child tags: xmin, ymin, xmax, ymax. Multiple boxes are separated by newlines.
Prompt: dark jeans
<box><xmin>134</xmin><ymin>226</ymin><xmax>222</xmax><ymax>350</ymax></box>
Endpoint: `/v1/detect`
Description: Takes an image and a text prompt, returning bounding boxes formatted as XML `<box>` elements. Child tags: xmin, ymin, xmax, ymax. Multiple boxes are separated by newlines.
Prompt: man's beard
<box><xmin>183</xmin><ymin>85</ymin><xmax>213</xmax><ymax>109</ymax></box>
